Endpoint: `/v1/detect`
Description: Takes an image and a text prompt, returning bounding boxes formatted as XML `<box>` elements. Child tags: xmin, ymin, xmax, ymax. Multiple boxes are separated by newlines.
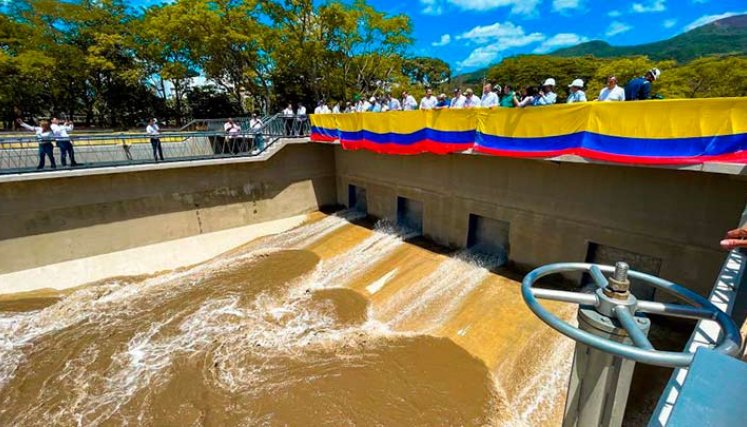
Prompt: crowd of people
<box><xmin>12</xmin><ymin>68</ymin><xmax>661</xmax><ymax>171</ymax></box>
<box><xmin>309</xmin><ymin>68</ymin><xmax>662</xmax><ymax>114</ymax></box>
<box><xmin>11</xmin><ymin>112</ymin><xmax>270</xmax><ymax>170</ymax></box>
<box><xmin>222</xmin><ymin>114</ymin><xmax>265</xmax><ymax>154</ymax></box>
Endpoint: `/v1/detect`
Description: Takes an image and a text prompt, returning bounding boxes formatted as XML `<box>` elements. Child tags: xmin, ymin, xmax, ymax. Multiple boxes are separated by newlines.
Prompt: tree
<box><xmin>186</xmin><ymin>85</ymin><xmax>243</xmax><ymax>118</ymax></box>
<box><xmin>402</xmin><ymin>57</ymin><xmax>451</xmax><ymax>87</ymax></box>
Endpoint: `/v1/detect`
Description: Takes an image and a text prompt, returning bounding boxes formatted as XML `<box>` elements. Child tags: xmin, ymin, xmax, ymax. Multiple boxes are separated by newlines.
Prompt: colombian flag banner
<box><xmin>309</xmin><ymin>98</ymin><xmax>747</xmax><ymax>165</ymax></box>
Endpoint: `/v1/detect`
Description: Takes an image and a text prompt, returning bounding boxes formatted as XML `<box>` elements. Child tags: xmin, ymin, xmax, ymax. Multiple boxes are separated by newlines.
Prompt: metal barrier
<box><xmin>0</xmin><ymin>115</ymin><xmax>310</xmax><ymax>175</ymax></box>
<box><xmin>521</xmin><ymin>261</ymin><xmax>742</xmax><ymax>427</ymax></box>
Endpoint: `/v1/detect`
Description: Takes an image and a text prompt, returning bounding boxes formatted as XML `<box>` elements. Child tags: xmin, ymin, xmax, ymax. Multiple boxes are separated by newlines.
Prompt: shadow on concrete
<box><xmin>1</xmin><ymin>144</ymin><xmax>337</xmax><ymax>241</ymax></box>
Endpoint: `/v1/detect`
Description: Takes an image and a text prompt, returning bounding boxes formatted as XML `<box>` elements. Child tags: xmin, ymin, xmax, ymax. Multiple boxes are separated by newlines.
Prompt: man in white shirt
<box><xmin>332</xmin><ymin>103</ymin><xmax>341</xmax><ymax>114</ymax></box>
<box><xmin>598</xmin><ymin>76</ymin><xmax>626</xmax><ymax>101</ymax></box>
<box><xmin>249</xmin><ymin>113</ymin><xmax>263</xmax><ymax>153</ymax></box>
<box><xmin>401</xmin><ymin>91</ymin><xmax>418</xmax><ymax>111</ymax></box>
<box><xmin>224</xmin><ymin>118</ymin><xmax>241</xmax><ymax>136</ymax></box>
<box><xmin>282</xmin><ymin>104</ymin><xmax>294</xmax><ymax>135</ymax></box>
<box><xmin>17</xmin><ymin>118</ymin><xmax>56</xmax><ymax>169</ymax></box>
<box><xmin>51</xmin><ymin>117</ymin><xmax>78</xmax><ymax>166</ymax></box>
<box><xmin>361</xmin><ymin>97</ymin><xmax>373</xmax><ymax>112</ymax></box>
<box><xmin>386</xmin><ymin>94</ymin><xmax>402</xmax><ymax>111</ymax></box>
<box><xmin>295</xmin><ymin>103</ymin><xmax>306</xmax><ymax>137</ymax></box>
<box><xmin>451</xmin><ymin>88</ymin><xmax>466</xmax><ymax>109</ymax></box>
<box><xmin>146</xmin><ymin>118</ymin><xmax>164</xmax><ymax>161</ymax></box>
<box><xmin>419</xmin><ymin>88</ymin><xmax>437</xmax><ymax>110</ymax></box>
<box><xmin>314</xmin><ymin>101</ymin><xmax>331</xmax><ymax>114</ymax></box>
<box><xmin>463</xmin><ymin>88</ymin><xmax>481</xmax><ymax>108</ymax></box>
<box><xmin>480</xmin><ymin>83</ymin><xmax>499</xmax><ymax>108</ymax></box>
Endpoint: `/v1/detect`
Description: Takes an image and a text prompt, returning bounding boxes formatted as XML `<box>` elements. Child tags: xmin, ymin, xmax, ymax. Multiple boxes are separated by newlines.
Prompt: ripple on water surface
<box><xmin>0</xmin><ymin>247</ymin><xmax>501</xmax><ymax>426</ymax></box>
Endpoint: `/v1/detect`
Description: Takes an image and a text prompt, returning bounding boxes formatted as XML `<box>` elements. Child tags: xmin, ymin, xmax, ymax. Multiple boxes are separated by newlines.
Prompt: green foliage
<box><xmin>482</xmin><ymin>54</ymin><xmax>746</xmax><ymax>102</ymax></box>
<box><xmin>1</xmin><ymin>1</ymin><xmax>744</xmax><ymax>128</ymax></box>
<box><xmin>553</xmin><ymin>15</ymin><xmax>747</xmax><ymax>62</ymax></box>
<box><xmin>0</xmin><ymin>0</ymin><xmax>426</xmax><ymax>127</ymax></box>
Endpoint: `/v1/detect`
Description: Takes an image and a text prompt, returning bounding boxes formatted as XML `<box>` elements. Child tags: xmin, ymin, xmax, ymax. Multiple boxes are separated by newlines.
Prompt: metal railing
<box><xmin>0</xmin><ymin>115</ymin><xmax>311</xmax><ymax>175</ymax></box>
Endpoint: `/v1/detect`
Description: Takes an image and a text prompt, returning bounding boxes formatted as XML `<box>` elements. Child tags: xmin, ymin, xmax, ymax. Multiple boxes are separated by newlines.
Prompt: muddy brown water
<box><xmin>0</xmin><ymin>211</ymin><xmax>680</xmax><ymax>425</ymax></box>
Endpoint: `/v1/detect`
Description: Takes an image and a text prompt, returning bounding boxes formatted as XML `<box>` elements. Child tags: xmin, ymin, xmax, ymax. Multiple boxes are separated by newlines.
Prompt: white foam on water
<box><xmin>365</xmin><ymin>268</ymin><xmax>398</xmax><ymax>295</ymax></box>
<box><xmin>305</xmin><ymin>219</ymin><xmax>406</xmax><ymax>290</ymax></box>
<box><xmin>0</xmin><ymin>213</ymin><xmax>568</xmax><ymax>426</ymax></box>
<box><xmin>380</xmin><ymin>250</ymin><xmax>503</xmax><ymax>331</ymax></box>
<box><xmin>267</xmin><ymin>209</ymin><xmax>365</xmax><ymax>248</ymax></box>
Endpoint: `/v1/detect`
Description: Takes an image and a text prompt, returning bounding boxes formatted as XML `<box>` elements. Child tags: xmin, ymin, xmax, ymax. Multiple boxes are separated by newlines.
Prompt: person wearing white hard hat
<box><xmin>624</xmin><ymin>68</ymin><xmax>661</xmax><ymax>101</ymax></box>
<box><xmin>419</xmin><ymin>88</ymin><xmax>438</xmax><ymax>110</ymax></box>
<box><xmin>598</xmin><ymin>76</ymin><xmax>626</xmax><ymax>102</ymax></box>
<box><xmin>535</xmin><ymin>78</ymin><xmax>557</xmax><ymax>106</ymax></box>
<box><xmin>567</xmin><ymin>79</ymin><xmax>587</xmax><ymax>103</ymax></box>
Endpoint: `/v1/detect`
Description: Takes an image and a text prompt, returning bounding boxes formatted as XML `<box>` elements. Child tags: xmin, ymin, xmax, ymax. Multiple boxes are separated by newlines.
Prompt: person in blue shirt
<box><xmin>434</xmin><ymin>94</ymin><xmax>450</xmax><ymax>109</ymax></box>
<box><xmin>624</xmin><ymin>68</ymin><xmax>661</xmax><ymax>101</ymax></box>
<box><xmin>566</xmin><ymin>79</ymin><xmax>587</xmax><ymax>103</ymax></box>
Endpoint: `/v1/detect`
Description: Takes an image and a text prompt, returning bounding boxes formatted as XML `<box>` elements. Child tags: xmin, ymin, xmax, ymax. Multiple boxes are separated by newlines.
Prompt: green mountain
<box><xmin>453</xmin><ymin>14</ymin><xmax>747</xmax><ymax>85</ymax></box>
<box><xmin>552</xmin><ymin>14</ymin><xmax>747</xmax><ymax>61</ymax></box>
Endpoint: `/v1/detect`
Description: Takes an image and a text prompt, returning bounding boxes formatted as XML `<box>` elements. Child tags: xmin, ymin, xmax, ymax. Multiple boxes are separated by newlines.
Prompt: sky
<box><xmin>88</xmin><ymin>0</ymin><xmax>747</xmax><ymax>72</ymax></box>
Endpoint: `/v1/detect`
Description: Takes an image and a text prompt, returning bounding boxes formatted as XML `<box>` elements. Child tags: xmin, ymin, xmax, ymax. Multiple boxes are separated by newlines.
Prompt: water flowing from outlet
<box><xmin>0</xmin><ymin>213</ymin><xmax>572</xmax><ymax>426</ymax></box>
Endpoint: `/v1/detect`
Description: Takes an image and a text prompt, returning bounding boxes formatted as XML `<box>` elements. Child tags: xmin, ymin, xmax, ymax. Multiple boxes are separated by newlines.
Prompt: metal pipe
<box><xmin>636</xmin><ymin>300</ymin><xmax>715</xmax><ymax>320</ymax></box>
<box><xmin>589</xmin><ymin>265</ymin><xmax>609</xmax><ymax>289</ymax></box>
<box><xmin>531</xmin><ymin>288</ymin><xmax>598</xmax><ymax>305</ymax></box>
<box><xmin>614</xmin><ymin>306</ymin><xmax>655</xmax><ymax>350</ymax></box>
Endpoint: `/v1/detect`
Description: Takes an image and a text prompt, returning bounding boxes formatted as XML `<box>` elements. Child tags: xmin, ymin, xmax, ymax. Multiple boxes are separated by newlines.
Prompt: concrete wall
<box><xmin>3</xmin><ymin>140</ymin><xmax>745</xmax><ymax>297</ymax></box>
<box><xmin>0</xmin><ymin>143</ymin><xmax>336</xmax><ymax>274</ymax></box>
<box><xmin>334</xmin><ymin>147</ymin><xmax>747</xmax><ymax>296</ymax></box>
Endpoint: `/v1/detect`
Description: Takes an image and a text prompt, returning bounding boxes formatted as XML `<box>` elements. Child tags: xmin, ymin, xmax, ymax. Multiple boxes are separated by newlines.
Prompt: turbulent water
<box><xmin>0</xmin><ymin>211</ymin><xmax>575</xmax><ymax>426</ymax></box>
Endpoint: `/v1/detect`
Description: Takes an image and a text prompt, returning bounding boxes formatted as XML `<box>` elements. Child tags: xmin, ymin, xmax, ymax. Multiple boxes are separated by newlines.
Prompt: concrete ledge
<box><xmin>0</xmin><ymin>214</ymin><xmax>308</xmax><ymax>294</ymax></box>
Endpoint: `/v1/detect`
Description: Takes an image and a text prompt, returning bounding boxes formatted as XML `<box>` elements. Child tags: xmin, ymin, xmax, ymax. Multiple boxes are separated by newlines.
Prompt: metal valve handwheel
<box><xmin>521</xmin><ymin>262</ymin><xmax>742</xmax><ymax>368</ymax></box>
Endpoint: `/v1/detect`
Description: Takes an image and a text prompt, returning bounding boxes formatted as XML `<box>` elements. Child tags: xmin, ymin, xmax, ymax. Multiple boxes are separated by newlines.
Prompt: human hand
<box><xmin>720</xmin><ymin>227</ymin><xmax>747</xmax><ymax>250</ymax></box>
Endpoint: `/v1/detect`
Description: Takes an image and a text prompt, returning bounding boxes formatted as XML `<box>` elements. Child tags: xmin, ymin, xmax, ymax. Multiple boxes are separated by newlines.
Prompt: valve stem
<box><xmin>606</xmin><ymin>261</ymin><xmax>631</xmax><ymax>295</ymax></box>
<box><xmin>613</xmin><ymin>262</ymin><xmax>629</xmax><ymax>283</ymax></box>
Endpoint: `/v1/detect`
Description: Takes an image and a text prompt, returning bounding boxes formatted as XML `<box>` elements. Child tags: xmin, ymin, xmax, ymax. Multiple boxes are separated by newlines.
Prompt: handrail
<box><xmin>0</xmin><ymin>116</ymin><xmax>311</xmax><ymax>175</ymax></box>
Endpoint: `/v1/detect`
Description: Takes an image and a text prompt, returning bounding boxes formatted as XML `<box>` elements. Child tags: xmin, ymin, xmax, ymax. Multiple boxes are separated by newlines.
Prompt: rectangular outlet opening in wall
<box><xmin>397</xmin><ymin>196</ymin><xmax>423</xmax><ymax>235</ymax></box>
<box><xmin>467</xmin><ymin>214</ymin><xmax>510</xmax><ymax>265</ymax></box>
<box><xmin>584</xmin><ymin>243</ymin><xmax>662</xmax><ymax>300</ymax></box>
<box><xmin>348</xmin><ymin>184</ymin><xmax>367</xmax><ymax>214</ymax></box>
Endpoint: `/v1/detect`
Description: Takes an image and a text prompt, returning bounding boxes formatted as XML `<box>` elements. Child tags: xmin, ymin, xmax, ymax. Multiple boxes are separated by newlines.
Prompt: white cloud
<box><xmin>533</xmin><ymin>33</ymin><xmax>589</xmax><ymax>54</ymax></box>
<box><xmin>553</xmin><ymin>0</ymin><xmax>582</xmax><ymax>13</ymax></box>
<box><xmin>457</xmin><ymin>21</ymin><xmax>526</xmax><ymax>44</ymax></box>
<box><xmin>632</xmin><ymin>0</ymin><xmax>666</xmax><ymax>13</ymax></box>
<box><xmin>457</xmin><ymin>45</ymin><xmax>505</xmax><ymax>69</ymax></box>
<box><xmin>420</xmin><ymin>0</ymin><xmax>443</xmax><ymax>15</ymax></box>
<box><xmin>432</xmin><ymin>34</ymin><xmax>452</xmax><ymax>47</ymax></box>
<box><xmin>608</xmin><ymin>10</ymin><xmax>622</xmax><ymax>17</ymax></box>
<box><xmin>456</xmin><ymin>24</ymin><xmax>545</xmax><ymax>69</ymax></box>
<box><xmin>423</xmin><ymin>0</ymin><xmax>542</xmax><ymax>16</ymax></box>
<box><xmin>606</xmin><ymin>21</ymin><xmax>633</xmax><ymax>37</ymax></box>
<box><xmin>684</xmin><ymin>11</ymin><xmax>747</xmax><ymax>31</ymax></box>
<box><xmin>663</xmin><ymin>19</ymin><xmax>677</xmax><ymax>28</ymax></box>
